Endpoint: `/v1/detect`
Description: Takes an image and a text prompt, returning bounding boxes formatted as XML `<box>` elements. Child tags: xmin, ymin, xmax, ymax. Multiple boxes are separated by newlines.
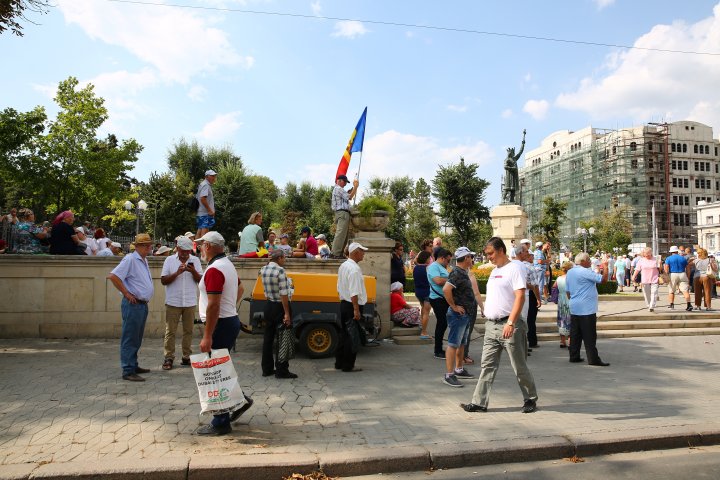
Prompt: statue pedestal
<box><xmin>490</xmin><ymin>204</ymin><xmax>528</xmax><ymax>249</ymax></box>
<box><xmin>352</xmin><ymin>231</ymin><xmax>395</xmax><ymax>339</ymax></box>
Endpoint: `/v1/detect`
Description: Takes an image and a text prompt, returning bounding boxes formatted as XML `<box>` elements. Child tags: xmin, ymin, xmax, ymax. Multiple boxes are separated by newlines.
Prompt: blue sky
<box><xmin>3</xmin><ymin>0</ymin><xmax>720</xmax><ymax>207</ymax></box>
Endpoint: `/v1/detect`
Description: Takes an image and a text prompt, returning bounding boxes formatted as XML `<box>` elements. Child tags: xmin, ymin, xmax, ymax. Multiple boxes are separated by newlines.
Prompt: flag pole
<box><xmin>353</xmin><ymin>151</ymin><xmax>364</xmax><ymax>206</ymax></box>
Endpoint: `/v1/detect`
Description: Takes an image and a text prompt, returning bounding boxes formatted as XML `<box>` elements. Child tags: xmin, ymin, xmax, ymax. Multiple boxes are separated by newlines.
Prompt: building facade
<box><xmin>695</xmin><ymin>200</ymin><xmax>720</xmax><ymax>253</ymax></box>
<box><xmin>519</xmin><ymin>121</ymin><xmax>720</xmax><ymax>250</ymax></box>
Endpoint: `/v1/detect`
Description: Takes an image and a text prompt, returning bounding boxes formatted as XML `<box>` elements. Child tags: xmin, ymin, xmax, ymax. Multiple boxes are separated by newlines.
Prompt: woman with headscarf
<box><xmin>390</xmin><ymin>282</ymin><xmax>421</xmax><ymax>327</ymax></box>
<box><xmin>49</xmin><ymin>210</ymin><xmax>83</xmax><ymax>255</ymax></box>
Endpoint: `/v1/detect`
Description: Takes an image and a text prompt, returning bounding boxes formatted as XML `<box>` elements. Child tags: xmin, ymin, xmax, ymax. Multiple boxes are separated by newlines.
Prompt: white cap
<box><xmin>454</xmin><ymin>246</ymin><xmax>475</xmax><ymax>259</ymax></box>
<box><xmin>390</xmin><ymin>281</ymin><xmax>404</xmax><ymax>292</ymax></box>
<box><xmin>197</xmin><ymin>231</ymin><xmax>225</xmax><ymax>246</ymax></box>
<box><xmin>669</xmin><ymin>245</ymin><xmax>679</xmax><ymax>253</ymax></box>
<box><xmin>520</xmin><ymin>238</ymin><xmax>531</xmax><ymax>245</ymax></box>
<box><xmin>155</xmin><ymin>246</ymin><xmax>171</xmax><ymax>255</ymax></box>
<box><xmin>176</xmin><ymin>236</ymin><xmax>193</xmax><ymax>250</ymax></box>
<box><xmin>205</xmin><ymin>169</ymin><xmax>217</xmax><ymax>176</ymax></box>
<box><xmin>110</xmin><ymin>242</ymin><xmax>121</xmax><ymax>248</ymax></box>
<box><xmin>348</xmin><ymin>242</ymin><xmax>368</xmax><ymax>253</ymax></box>
<box><xmin>535</xmin><ymin>241</ymin><xmax>543</xmax><ymax>247</ymax></box>
<box><xmin>184</xmin><ymin>231</ymin><xmax>196</xmax><ymax>238</ymax></box>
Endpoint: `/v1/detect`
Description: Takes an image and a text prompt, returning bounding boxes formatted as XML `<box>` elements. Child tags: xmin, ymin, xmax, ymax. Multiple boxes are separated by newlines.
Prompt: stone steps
<box><xmin>537</xmin><ymin>327</ymin><xmax>720</xmax><ymax>341</ymax></box>
<box><xmin>390</xmin><ymin>326</ymin><xmax>433</xmax><ymax>345</ymax></box>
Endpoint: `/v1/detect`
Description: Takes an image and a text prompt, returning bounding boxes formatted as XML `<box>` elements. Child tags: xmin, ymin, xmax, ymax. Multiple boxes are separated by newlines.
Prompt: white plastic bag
<box><xmin>190</xmin><ymin>348</ymin><xmax>246</xmax><ymax>414</ymax></box>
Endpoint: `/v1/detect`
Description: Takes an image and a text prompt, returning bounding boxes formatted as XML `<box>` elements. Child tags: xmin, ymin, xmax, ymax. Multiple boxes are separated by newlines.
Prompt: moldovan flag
<box><xmin>335</xmin><ymin>107</ymin><xmax>367</xmax><ymax>180</ymax></box>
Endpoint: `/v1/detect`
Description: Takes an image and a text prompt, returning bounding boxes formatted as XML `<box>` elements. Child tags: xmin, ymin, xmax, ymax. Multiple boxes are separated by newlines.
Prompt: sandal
<box><xmin>162</xmin><ymin>358</ymin><xmax>173</xmax><ymax>370</ymax></box>
<box><xmin>463</xmin><ymin>357</ymin><xmax>475</xmax><ymax>364</ymax></box>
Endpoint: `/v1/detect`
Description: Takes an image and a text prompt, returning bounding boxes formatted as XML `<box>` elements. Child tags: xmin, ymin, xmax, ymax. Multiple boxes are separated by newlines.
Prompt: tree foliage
<box><xmin>571</xmin><ymin>206</ymin><xmax>633</xmax><ymax>254</ymax></box>
<box><xmin>365</xmin><ymin>176</ymin><xmax>413</xmax><ymax>246</ymax></box>
<box><xmin>432</xmin><ymin>157</ymin><xmax>490</xmax><ymax>247</ymax></box>
<box><xmin>0</xmin><ymin>0</ymin><xmax>51</xmax><ymax>37</ymax></box>
<box><xmin>530</xmin><ymin>196</ymin><xmax>568</xmax><ymax>250</ymax></box>
<box><xmin>406</xmin><ymin>178</ymin><xmax>438</xmax><ymax>250</ymax></box>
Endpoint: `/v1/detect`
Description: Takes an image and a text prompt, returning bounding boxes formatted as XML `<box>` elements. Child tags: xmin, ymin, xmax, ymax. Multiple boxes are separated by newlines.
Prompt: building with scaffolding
<box><xmin>519</xmin><ymin>121</ymin><xmax>720</xmax><ymax>251</ymax></box>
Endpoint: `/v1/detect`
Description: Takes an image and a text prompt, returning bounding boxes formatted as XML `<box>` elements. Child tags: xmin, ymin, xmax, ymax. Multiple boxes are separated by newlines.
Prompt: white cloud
<box><xmin>501</xmin><ymin>109</ymin><xmax>513</xmax><ymax>119</ymax></box>
<box><xmin>289</xmin><ymin>130</ymin><xmax>495</xmax><ymax>187</ymax></box>
<box><xmin>57</xmin><ymin>0</ymin><xmax>253</xmax><ymax>84</ymax></box>
<box><xmin>195</xmin><ymin>111</ymin><xmax>243</xmax><ymax>141</ymax></box>
<box><xmin>594</xmin><ymin>0</ymin><xmax>616</xmax><ymax>10</ymax></box>
<box><xmin>523</xmin><ymin>99</ymin><xmax>550</xmax><ymax>120</ymax></box>
<box><xmin>311</xmin><ymin>1</ymin><xmax>321</xmax><ymax>16</ymax></box>
<box><xmin>331</xmin><ymin>20</ymin><xmax>369</xmax><ymax>39</ymax></box>
<box><xmin>187</xmin><ymin>85</ymin><xmax>208</xmax><ymax>102</ymax></box>
<box><xmin>555</xmin><ymin>4</ymin><xmax>720</xmax><ymax>128</ymax></box>
<box><xmin>446</xmin><ymin>104</ymin><xmax>468</xmax><ymax>113</ymax></box>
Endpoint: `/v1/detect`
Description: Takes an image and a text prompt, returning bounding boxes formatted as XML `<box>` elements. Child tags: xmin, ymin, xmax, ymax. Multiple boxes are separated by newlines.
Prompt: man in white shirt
<box><xmin>462</xmin><ymin>237</ymin><xmax>538</xmax><ymax>414</ymax></box>
<box><xmin>160</xmin><ymin>236</ymin><xmax>202</xmax><ymax>370</ymax></box>
<box><xmin>335</xmin><ymin>242</ymin><xmax>368</xmax><ymax>372</ymax></box>
<box><xmin>195</xmin><ymin>169</ymin><xmax>217</xmax><ymax>239</ymax></box>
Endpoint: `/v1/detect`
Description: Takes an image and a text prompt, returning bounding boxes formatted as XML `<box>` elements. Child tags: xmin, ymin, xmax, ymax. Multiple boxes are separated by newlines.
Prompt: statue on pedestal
<box><xmin>501</xmin><ymin>129</ymin><xmax>526</xmax><ymax>205</ymax></box>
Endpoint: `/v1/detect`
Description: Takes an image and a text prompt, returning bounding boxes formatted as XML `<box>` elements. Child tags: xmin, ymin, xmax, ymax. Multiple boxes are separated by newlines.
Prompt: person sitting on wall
<box><xmin>316</xmin><ymin>234</ymin><xmax>331</xmax><ymax>259</ymax></box>
<box><xmin>300</xmin><ymin>226</ymin><xmax>318</xmax><ymax>258</ymax></box>
<box><xmin>277</xmin><ymin>233</ymin><xmax>293</xmax><ymax>257</ymax></box>
<box><xmin>390</xmin><ymin>282</ymin><xmax>421</xmax><ymax>327</ymax></box>
<box><xmin>292</xmin><ymin>237</ymin><xmax>308</xmax><ymax>258</ymax></box>
<box><xmin>49</xmin><ymin>210</ymin><xmax>84</xmax><ymax>255</ymax></box>
<box><xmin>238</xmin><ymin>212</ymin><xmax>264</xmax><ymax>258</ymax></box>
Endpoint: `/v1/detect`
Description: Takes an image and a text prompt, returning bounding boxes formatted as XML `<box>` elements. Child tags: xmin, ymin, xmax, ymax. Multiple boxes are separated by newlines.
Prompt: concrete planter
<box><xmin>350</xmin><ymin>209</ymin><xmax>390</xmax><ymax>232</ymax></box>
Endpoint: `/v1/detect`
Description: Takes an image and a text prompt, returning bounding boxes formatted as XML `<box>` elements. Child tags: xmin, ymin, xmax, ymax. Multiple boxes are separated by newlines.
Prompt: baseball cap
<box><xmin>300</xmin><ymin>226</ymin><xmax>311</xmax><ymax>234</ymax></box>
<box><xmin>535</xmin><ymin>241</ymin><xmax>543</xmax><ymax>247</ymax></box>
<box><xmin>184</xmin><ymin>231</ymin><xmax>196</xmax><ymax>238</ymax></box>
<box><xmin>454</xmin><ymin>246</ymin><xmax>475</xmax><ymax>259</ymax></box>
<box><xmin>176</xmin><ymin>236</ymin><xmax>193</xmax><ymax>250</ymax></box>
<box><xmin>669</xmin><ymin>246</ymin><xmax>679</xmax><ymax>253</ymax></box>
<box><xmin>336</xmin><ymin>174</ymin><xmax>349</xmax><ymax>182</ymax></box>
<box><xmin>205</xmin><ymin>169</ymin><xmax>217</xmax><ymax>176</ymax></box>
<box><xmin>280</xmin><ymin>233</ymin><xmax>289</xmax><ymax>239</ymax></box>
<box><xmin>520</xmin><ymin>238</ymin><xmax>531</xmax><ymax>245</ymax></box>
<box><xmin>196</xmin><ymin>231</ymin><xmax>225</xmax><ymax>246</ymax></box>
<box><xmin>316</xmin><ymin>234</ymin><xmax>327</xmax><ymax>241</ymax></box>
<box><xmin>348</xmin><ymin>242</ymin><xmax>368</xmax><ymax>253</ymax></box>
<box><xmin>110</xmin><ymin>242</ymin><xmax>121</xmax><ymax>248</ymax></box>
<box><xmin>155</xmin><ymin>246</ymin><xmax>171</xmax><ymax>255</ymax></box>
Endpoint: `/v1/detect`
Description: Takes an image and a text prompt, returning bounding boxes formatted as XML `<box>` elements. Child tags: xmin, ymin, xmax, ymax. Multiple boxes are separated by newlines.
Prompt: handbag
<box><xmin>190</xmin><ymin>348</ymin><xmax>247</xmax><ymax>414</ymax></box>
<box><xmin>549</xmin><ymin>285</ymin><xmax>559</xmax><ymax>304</ymax></box>
<box><xmin>276</xmin><ymin>325</ymin><xmax>297</xmax><ymax>363</ymax></box>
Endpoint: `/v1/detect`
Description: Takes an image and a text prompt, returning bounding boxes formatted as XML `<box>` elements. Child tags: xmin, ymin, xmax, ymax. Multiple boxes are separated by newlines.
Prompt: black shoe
<box><xmin>560</xmin><ymin>344</ymin><xmax>567</xmax><ymax>348</ymax></box>
<box><xmin>135</xmin><ymin>367</ymin><xmax>150</xmax><ymax>374</ymax></box>
<box><xmin>668</xmin><ymin>303</ymin><xmax>674</xmax><ymax>309</ymax></box>
<box><xmin>122</xmin><ymin>373</ymin><xmax>145</xmax><ymax>382</ymax></box>
<box><xmin>181</xmin><ymin>357</ymin><xmax>191</xmax><ymax>366</ymax></box>
<box><xmin>433</xmin><ymin>351</ymin><xmax>446</xmax><ymax>359</ymax></box>
<box><xmin>527</xmin><ymin>348</ymin><xmax>533</xmax><ymax>353</ymax></box>
<box><xmin>230</xmin><ymin>396</ymin><xmax>254</xmax><ymax>422</ymax></box>
<box><xmin>686</xmin><ymin>305</ymin><xmax>694</xmax><ymax>311</ymax></box>
<box><xmin>522</xmin><ymin>399</ymin><xmax>537</xmax><ymax>413</ymax></box>
<box><xmin>275</xmin><ymin>371</ymin><xmax>298</xmax><ymax>379</ymax></box>
<box><xmin>461</xmin><ymin>403</ymin><xmax>487</xmax><ymax>412</ymax></box>
<box><xmin>196</xmin><ymin>423</ymin><xmax>231</xmax><ymax>436</ymax></box>
<box><xmin>569</xmin><ymin>357</ymin><xmax>585</xmax><ymax>363</ymax></box>
<box><xmin>342</xmin><ymin>368</ymin><xmax>363</xmax><ymax>372</ymax></box>
<box><xmin>589</xmin><ymin>360</ymin><xmax>610</xmax><ymax>366</ymax></box>
<box><xmin>262</xmin><ymin>370</ymin><xmax>275</xmax><ymax>377</ymax></box>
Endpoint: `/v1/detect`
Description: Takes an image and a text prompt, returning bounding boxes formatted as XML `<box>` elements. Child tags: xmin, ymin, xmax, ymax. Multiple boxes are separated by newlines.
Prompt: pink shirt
<box><xmin>635</xmin><ymin>257</ymin><xmax>659</xmax><ymax>284</ymax></box>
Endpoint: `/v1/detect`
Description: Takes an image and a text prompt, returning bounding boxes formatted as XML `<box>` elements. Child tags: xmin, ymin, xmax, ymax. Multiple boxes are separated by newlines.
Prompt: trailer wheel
<box><xmin>300</xmin><ymin>323</ymin><xmax>338</xmax><ymax>358</ymax></box>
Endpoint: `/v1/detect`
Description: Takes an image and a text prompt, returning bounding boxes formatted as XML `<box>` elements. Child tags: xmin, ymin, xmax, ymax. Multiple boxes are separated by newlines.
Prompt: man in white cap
<box><xmin>330</xmin><ymin>174</ymin><xmax>359</xmax><ymax>258</ymax></box>
<box><xmin>97</xmin><ymin>241</ymin><xmax>123</xmax><ymax>257</ymax></box>
<box><xmin>335</xmin><ymin>241</ymin><xmax>368</xmax><ymax>372</ymax></box>
<box><xmin>664</xmin><ymin>245</ymin><xmax>692</xmax><ymax>311</ymax></box>
<box><xmin>195</xmin><ymin>231</ymin><xmax>253</xmax><ymax>435</ymax></box>
<box><xmin>195</xmin><ymin>170</ymin><xmax>217</xmax><ymax>239</ymax></box>
<box><xmin>160</xmin><ymin>235</ymin><xmax>202</xmax><ymax>370</ymax></box>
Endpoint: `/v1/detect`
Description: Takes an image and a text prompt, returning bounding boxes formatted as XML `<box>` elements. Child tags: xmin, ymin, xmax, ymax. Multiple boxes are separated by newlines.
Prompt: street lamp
<box><xmin>576</xmin><ymin>227</ymin><xmax>595</xmax><ymax>253</ymax></box>
<box><xmin>124</xmin><ymin>200</ymin><xmax>148</xmax><ymax>236</ymax></box>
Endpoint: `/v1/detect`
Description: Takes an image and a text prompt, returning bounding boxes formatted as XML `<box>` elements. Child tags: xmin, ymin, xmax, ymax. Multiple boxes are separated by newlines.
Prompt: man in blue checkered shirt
<box><xmin>260</xmin><ymin>249</ymin><xmax>297</xmax><ymax>379</ymax></box>
<box><xmin>331</xmin><ymin>174</ymin><xmax>359</xmax><ymax>258</ymax></box>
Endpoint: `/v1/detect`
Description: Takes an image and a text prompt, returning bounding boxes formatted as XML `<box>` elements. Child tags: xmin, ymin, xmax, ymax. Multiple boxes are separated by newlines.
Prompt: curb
<box><xmin>3</xmin><ymin>428</ymin><xmax>720</xmax><ymax>480</ymax></box>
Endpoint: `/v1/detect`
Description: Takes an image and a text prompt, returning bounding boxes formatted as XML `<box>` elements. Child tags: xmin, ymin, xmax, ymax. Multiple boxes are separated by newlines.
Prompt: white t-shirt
<box><xmin>162</xmin><ymin>253</ymin><xmax>203</xmax><ymax>308</ymax></box>
<box><xmin>337</xmin><ymin>259</ymin><xmax>367</xmax><ymax>305</ymax></box>
<box><xmin>96</xmin><ymin>237</ymin><xmax>112</xmax><ymax>251</ymax></box>
<box><xmin>484</xmin><ymin>260</ymin><xmax>527</xmax><ymax>320</ymax></box>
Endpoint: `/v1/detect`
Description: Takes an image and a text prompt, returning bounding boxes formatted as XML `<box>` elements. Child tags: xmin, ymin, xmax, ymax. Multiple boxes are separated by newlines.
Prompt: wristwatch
<box><xmin>507</xmin><ymin>322</ymin><xmax>514</xmax><ymax>327</ymax></box>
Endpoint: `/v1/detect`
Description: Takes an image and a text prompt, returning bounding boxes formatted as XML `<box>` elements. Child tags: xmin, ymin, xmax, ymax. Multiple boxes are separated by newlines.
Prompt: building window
<box><xmin>649</xmin><ymin>177</ymin><xmax>655</xmax><ymax>186</ymax></box>
<box><xmin>673</xmin><ymin>195</ymin><xmax>678</xmax><ymax>206</ymax></box>
<box><xmin>630</xmin><ymin>142</ymin><xmax>637</xmax><ymax>151</ymax></box>
<box><xmin>695</xmin><ymin>161</ymin><xmax>699</xmax><ymax>171</ymax></box>
<box><xmin>706</xmin><ymin>145</ymin><xmax>710</xmax><ymax>154</ymax></box>
<box><xmin>685</xmin><ymin>214</ymin><xmax>691</xmax><ymax>226</ymax></box>
<box><xmin>612</xmin><ymin>146</ymin><xmax>617</xmax><ymax>155</ymax></box>
<box><xmin>696</xmin><ymin>179</ymin><xmax>700</xmax><ymax>189</ymax></box>
<box><xmin>648</xmin><ymin>141</ymin><xmax>653</xmax><ymax>151</ymax></box>
<box><xmin>685</xmin><ymin>196</ymin><xmax>690</xmax><ymax>206</ymax></box>
<box><xmin>683</xmin><ymin>144</ymin><xmax>688</xmax><ymax>153</ymax></box>
<box><xmin>706</xmin><ymin>162</ymin><xmax>710</xmax><ymax>171</ymax></box>
<box><xmin>672</xmin><ymin>143</ymin><xmax>677</xmax><ymax>152</ymax></box>
<box><xmin>694</xmin><ymin>144</ymin><xmax>699</xmax><ymax>154</ymax></box>
<box><xmin>684</xmin><ymin>179</ymin><xmax>689</xmax><ymax>188</ymax></box>
<box><xmin>672</xmin><ymin>160</ymin><xmax>677</xmax><ymax>169</ymax></box>
<box><xmin>631</xmin><ymin>158</ymin><xmax>638</xmax><ymax>168</ymax></box>
<box><xmin>672</xmin><ymin>178</ymin><xmax>678</xmax><ymax>188</ymax></box>
<box><xmin>648</xmin><ymin>158</ymin><xmax>654</xmax><ymax>169</ymax></box>
<box><xmin>707</xmin><ymin>216</ymin><xmax>714</xmax><ymax>225</ymax></box>
<box><xmin>683</xmin><ymin>161</ymin><xmax>688</xmax><ymax>170</ymax></box>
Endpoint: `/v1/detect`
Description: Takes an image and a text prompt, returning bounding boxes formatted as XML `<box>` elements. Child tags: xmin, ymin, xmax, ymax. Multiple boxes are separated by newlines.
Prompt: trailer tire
<box><xmin>300</xmin><ymin>323</ymin><xmax>338</xmax><ymax>358</ymax></box>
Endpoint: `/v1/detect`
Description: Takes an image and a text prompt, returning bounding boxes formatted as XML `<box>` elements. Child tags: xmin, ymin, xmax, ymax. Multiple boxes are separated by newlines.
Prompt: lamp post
<box><xmin>576</xmin><ymin>227</ymin><xmax>595</xmax><ymax>253</ymax></box>
<box><xmin>124</xmin><ymin>200</ymin><xmax>148</xmax><ymax>236</ymax></box>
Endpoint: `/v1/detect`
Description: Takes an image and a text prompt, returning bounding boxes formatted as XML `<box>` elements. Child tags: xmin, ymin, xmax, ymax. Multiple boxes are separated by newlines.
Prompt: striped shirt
<box><xmin>331</xmin><ymin>184</ymin><xmax>350</xmax><ymax>212</ymax></box>
<box><xmin>260</xmin><ymin>261</ymin><xmax>292</xmax><ymax>302</ymax></box>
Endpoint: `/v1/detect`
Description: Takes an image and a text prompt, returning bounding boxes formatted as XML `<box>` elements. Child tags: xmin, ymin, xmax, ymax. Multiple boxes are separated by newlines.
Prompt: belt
<box><xmin>487</xmin><ymin>316</ymin><xmax>509</xmax><ymax>324</ymax></box>
<box><xmin>134</xmin><ymin>299</ymin><xmax>148</xmax><ymax>304</ymax></box>
<box><xmin>336</xmin><ymin>209</ymin><xmax>350</xmax><ymax>213</ymax></box>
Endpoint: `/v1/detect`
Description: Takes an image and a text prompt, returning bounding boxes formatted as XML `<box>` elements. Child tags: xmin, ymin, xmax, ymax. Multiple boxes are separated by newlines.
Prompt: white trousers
<box><xmin>642</xmin><ymin>283</ymin><xmax>659</xmax><ymax>309</ymax></box>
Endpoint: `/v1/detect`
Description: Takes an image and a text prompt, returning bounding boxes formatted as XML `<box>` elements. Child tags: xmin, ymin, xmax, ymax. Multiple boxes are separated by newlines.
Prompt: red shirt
<box><xmin>305</xmin><ymin>235</ymin><xmax>318</xmax><ymax>255</ymax></box>
<box><xmin>390</xmin><ymin>291</ymin><xmax>407</xmax><ymax>314</ymax></box>
<box><xmin>203</xmin><ymin>268</ymin><xmax>225</xmax><ymax>294</ymax></box>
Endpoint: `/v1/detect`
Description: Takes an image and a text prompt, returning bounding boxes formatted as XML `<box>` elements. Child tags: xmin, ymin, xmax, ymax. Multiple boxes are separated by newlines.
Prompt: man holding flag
<box><xmin>331</xmin><ymin>107</ymin><xmax>366</xmax><ymax>258</ymax></box>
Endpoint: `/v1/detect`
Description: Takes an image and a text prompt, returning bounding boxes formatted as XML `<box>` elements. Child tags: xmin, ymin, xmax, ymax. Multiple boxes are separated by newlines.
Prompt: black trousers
<box><xmin>527</xmin><ymin>290</ymin><xmax>538</xmax><ymax>348</ymax></box>
<box><xmin>429</xmin><ymin>297</ymin><xmax>449</xmax><ymax>355</ymax></box>
<box><xmin>335</xmin><ymin>300</ymin><xmax>363</xmax><ymax>371</ymax></box>
<box><xmin>262</xmin><ymin>301</ymin><xmax>290</xmax><ymax>375</ymax></box>
<box><xmin>569</xmin><ymin>313</ymin><xmax>600</xmax><ymax>363</ymax></box>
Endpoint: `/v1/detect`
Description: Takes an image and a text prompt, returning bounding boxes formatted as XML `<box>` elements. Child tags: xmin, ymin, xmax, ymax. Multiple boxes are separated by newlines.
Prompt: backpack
<box><xmin>188</xmin><ymin>189</ymin><xmax>200</xmax><ymax>211</ymax></box>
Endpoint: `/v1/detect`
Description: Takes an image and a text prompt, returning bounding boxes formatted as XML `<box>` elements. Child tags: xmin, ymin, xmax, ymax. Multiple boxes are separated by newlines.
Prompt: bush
<box><xmin>597</xmin><ymin>281</ymin><xmax>618</xmax><ymax>294</ymax></box>
<box><xmin>357</xmin><ymin>196</ymin><xmax>395</xmax><ymax>219</ymax></box>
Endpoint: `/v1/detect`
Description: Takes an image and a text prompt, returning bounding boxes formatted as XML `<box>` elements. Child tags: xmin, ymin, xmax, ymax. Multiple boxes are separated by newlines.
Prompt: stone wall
<box><xmin>0</xmin><ymin>254</ymin><xmax>392</xmax><ymax>339</ymax></box>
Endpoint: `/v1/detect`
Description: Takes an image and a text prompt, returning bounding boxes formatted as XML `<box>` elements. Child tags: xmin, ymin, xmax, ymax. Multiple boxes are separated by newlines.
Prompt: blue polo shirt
<box><xmin>664</xmin><ymin>253</ymin><xmax>688</xmax><ymax>274</ymax></box>
<box><xmin>110</xmin><ymin>251</ymin><xmax>154</xmax><ymax>302</ymax></box>
<box><xmin>427</xmin><ymin>261</ymin><xmax>449</xmax><ymax>300</ymax></box>
<box><xmin>565</xmin><ymin>265</ymin><xmax>602</xmax><ymax>316</ymax></box>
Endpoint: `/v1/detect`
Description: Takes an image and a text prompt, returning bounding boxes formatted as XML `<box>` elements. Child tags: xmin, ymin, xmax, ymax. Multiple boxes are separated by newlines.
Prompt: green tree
<box><xmin>365</xmin><ymin>175</ymin><xmax>413</xmax><ymax>246</ymax></box>
<box><xmin>406</xmin><ymin>178</ymin><xmax>438</xmax><ymax>250</ymax></box>
<box><xmin>213</xmin><ymin>154</ymin><xmax>258</xmax><ymax>242</ymax></box>
<box><xmin>432</xmin><ymin>157</ymin><xmax>490</xmax><ymax>247</ymax></box>
<box><xmin>167</xmin><ymin>138</ymin><xmax>211</xmax><ymax>184</ymax></box>
<box><xmin>0</xmin><ymin>0</ymin><xmax>51</xmax><ymax>36</ymax></box>
<box><xmin>530</xmin><ymin>196</ymin><xmax>568</xmax><ymax>250</ymax></box>
<box><xmin>571</xmin><ymin>207</ymin><xmax>632</xmax><ymax>254</ymax></box>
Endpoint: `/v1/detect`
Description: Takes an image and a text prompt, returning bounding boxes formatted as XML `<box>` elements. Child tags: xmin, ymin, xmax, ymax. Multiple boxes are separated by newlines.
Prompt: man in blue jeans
<box><xmin>427</xmin><ymin>249</ymin><xmax>453</xmax><ymax>359</ymax></box>
<box><xmin>108</xmin><ymin>233</ymin><xmax>155</xmax><ymax>382</ymax></box>
<box><xmin>441</xmin><ymin>247</ymin><xmax>477</xmax><ymax>387</ymax></box>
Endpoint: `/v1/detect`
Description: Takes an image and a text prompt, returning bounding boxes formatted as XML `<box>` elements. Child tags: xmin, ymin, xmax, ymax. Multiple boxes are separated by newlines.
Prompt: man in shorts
<box><xmin>195</xmin><ymin>170</ymin><xmax>217</xmax><ymax>238</ymax></box>
<box><xmin>664</xmin><ymin>245</ymin><xmax>692</xmax><ymax>311</ymax></box>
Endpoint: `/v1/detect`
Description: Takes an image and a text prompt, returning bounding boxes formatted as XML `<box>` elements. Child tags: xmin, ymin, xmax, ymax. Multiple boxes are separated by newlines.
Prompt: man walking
<box><xmin>665</xmin><ymin>246</ymin><xmax>692</xmax><ymax>311</ymax></box>
<box><xmin>461</xmin><ymin>237</ymin><xmax>538</xmax><ymax>413</ymax></box>
<box><xmin>565</xmin><ymin>252</ymin><xmax>610</xmax><ymax>366</ymax></box>
<box><xmin>260</xmin><ymin>249</ymin><xmax>297</xmax><ymax>379</ymax></box>
<box><xmin>331</xmin><ymin>174</ymin><xmax>359</xmax><ymax>258</ymax></box>
<box><xmin>196</xmin><ymin>169</ymin><xmax>217</xmax><ymax>238</ymax></box>
<box><xmin>533</xmin><ymin>241</ymin><xmax>547</xmax><ymax>303</ymax></box>
<box><xmin>427</xmin><ymin>248</ymin><xmax>453</xmax><ymax>359</ymax></box>
<box><xmin>441</xmin><ymin>247</ymin><xmax>476</xmax><ymax>388</ymax></box>
<box><xmin>160</xmin><ymin>235</ymin><xmax>202</xmax><ymax>370</ymax></box>
<box><xmin>196</xmin><ymin>231</ymin><xmax>253</xmax><ymax>435</ymax></box>
<box><xmin>108</xmin><ymin>233</ymin><xmax>155</xmax><ymax>382</ymax></box>
<box><xmin>335</xmin><ymin>242</ymin><xmax>368</xmax><ymax>372</ymax></box>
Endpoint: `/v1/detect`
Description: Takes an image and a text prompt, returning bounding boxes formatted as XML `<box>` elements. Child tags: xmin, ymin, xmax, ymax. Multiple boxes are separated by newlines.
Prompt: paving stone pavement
<box><xmin>1</xmin><ymin>298</ymin><xmax>720</xmax><ymax>467</ymax></box>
